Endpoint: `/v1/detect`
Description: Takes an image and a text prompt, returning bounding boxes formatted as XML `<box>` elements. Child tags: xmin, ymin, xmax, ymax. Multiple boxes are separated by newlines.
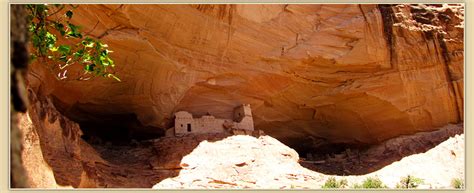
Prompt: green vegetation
<box><xmin>26</xmin><ymin>4</ymin><xmax>120</xmax><ymax>81</ymax></box>
<box><xmin>352</xmin><ymin>177</ymin><xmax>387</xmax><ymax>189</ymax></box>
<box><xmin>395</xmin><ymin>175</ymin><xmax>424</xmax><ymax>189</ymax></box>
<box><xmin>321</xmin><ymin>177</ymin><xmax>348</xmax><ymax>189</ymax></box>
<box><xmin>451</xmin><ymin>178</ymin><xmax>464</xmax><ymax>189</ymax></box>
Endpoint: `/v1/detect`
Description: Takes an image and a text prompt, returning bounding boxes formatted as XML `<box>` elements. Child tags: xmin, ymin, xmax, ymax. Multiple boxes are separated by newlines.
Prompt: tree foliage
<box><xmin>26</xmin><ymin>4</ymin><xmax>120</xmax><ymax>81</ymax></box>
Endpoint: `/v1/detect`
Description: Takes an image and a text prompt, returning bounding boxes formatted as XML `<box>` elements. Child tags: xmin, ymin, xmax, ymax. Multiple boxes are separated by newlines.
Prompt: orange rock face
<box><xmin>28</xmin><ymin>4</ymin><xmax>464</xmax><ymax>146</ymax></box>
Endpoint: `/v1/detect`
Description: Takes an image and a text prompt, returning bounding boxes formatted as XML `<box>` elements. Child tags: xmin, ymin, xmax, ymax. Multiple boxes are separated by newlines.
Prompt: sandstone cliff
<box><xmin>27</xmin><ymin>4</ymin><xmax>464</xmax><ymax>149</ymax></box>
<box><xmin>17</xmin><ymin>97</ymin><xmax>464</xmax><ymax>188</ymax></box>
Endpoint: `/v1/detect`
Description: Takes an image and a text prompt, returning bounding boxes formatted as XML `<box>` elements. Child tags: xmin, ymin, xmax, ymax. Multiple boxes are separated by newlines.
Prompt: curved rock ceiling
<box><xmin>28</xmin><ymin>4</ymin><xmax>464</xmax><ymax>146</ymax></box>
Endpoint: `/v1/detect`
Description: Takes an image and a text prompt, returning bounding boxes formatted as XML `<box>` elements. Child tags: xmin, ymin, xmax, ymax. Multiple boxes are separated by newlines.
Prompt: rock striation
<box><xmin>27</xmin><ymin>4</ymin><xmax>464</xmax><ymax>147</ymax></box>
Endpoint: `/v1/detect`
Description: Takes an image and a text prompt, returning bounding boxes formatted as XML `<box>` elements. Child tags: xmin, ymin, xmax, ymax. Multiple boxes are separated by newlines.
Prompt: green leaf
<box><xmin>73</xmin><ymin>49</ymin><xmax>84</xmax><ymax>58</ymax></box>
<box><xmin>84</xmin><ymin>37</ymin><xmax>94</xmax><ymax>42</ymax></box>
<box><xmin>58</xmin><ymin>45</ymin><xmax>71</xmax><ymax>55</ymax></box>
<box><xmin>54</xmin><ymin>23</ymin><xmax>66</xmax><ymax>36</ymax></box>
<box><xmin>84</xmin><ymin>41</ymin><xmax>94</xmax><ymax>48</ymax></box>
<box><xmin>66</xmin><ymin>10</ymin><xmax>73</xmax><ymax>19</ymax></box>
<box><xmin>82</xmin><ymin>37</ymin><xmax>95</xmax><ymax>47</ymax></box>
<box><xmin>82</xmin><ymin>53</ymin><xmax>91</xmax><ymax>62</ymax></box>
<box><xmin>85</xmin><ymin>64</ymin><xmax>95</xmax><ymax>72</ymax></box>
<box><xmin>49</xmin><ymin>46</ymin><xmax>58</xmax><ymax>52</ymax></box>
<box><xmin>28</xmin><ymin>23</ymin><xmax>36</xmax><ymax>32</ymax></box>
<box><xmin>107</xmin><ymin>57</ymin><xmax>114</xmax><ymax>67</ymax></box>
<box><xmin>45</xmin><ymin>32</ymin><xmax>57</xmax><ymax>48</ymax></box>
<box><xmin>66</xmin><ymin>23</ymin><xmax>82</xmax><ymax>38</ymax></box>
<box><xmin>32</xmin><ymin>35</ymin><xmax>40</xmax><ymax>47</ymax></box>
<box><xmin>68</xmin><ymin>23</ymin><xmax>78</xmax><ymax>32</ymax></box>
<box><xmin>95</xmin><ymin>42</ymin><xmax>102</xmax><ymax>50</ymax></box>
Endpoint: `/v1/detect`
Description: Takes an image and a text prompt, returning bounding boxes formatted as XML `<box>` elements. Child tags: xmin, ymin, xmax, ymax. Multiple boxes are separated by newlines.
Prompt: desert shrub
<box><xmin>451</xmin><ymin>178</ymin><xmax>464</xmax><ymax>189</ymax></box>
<box><xmin>321</xmin><ymin>177</ymin><xmax>348</xmax><ymax>188</ymax></box>
<box><xmin>353</xmin><ymin>177</ymin><xmax>387</xmax><ymax>189</ymax></box>
<box><xmin>395</xmin><ymin>175</ymin><xmax>424</xmax><ymax>188</ymax></box>
<box><xmin>352</xmin><ymin>183</ymin><xmax>362</xmax><ymax>188</ymax></box>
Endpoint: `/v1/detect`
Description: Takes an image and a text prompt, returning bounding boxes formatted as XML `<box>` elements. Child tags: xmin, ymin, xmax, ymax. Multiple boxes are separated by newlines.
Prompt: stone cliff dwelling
<box><xmin>167</xmin><ymin>104</ymin><xmax>255</xmax><ymax>136</ymax></box>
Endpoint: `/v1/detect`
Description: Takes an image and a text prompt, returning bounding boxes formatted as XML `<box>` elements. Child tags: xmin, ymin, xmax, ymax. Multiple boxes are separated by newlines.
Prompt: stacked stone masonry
<box><xmin>170</xmin><ymin>104</ymin><xmax>254</xmax><ymax>136</ymax></box>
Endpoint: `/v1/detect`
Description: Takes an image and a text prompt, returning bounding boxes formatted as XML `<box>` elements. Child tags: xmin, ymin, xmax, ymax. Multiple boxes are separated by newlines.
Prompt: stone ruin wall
<box><xmin>173</xmin><ymin>104</ymin><xmax>255</xmax><ymax>136</ymax></box>
<box><xmin>232</xmin><ymin>104</ymin><xmax>254</xmax><ymax>131</ymax></box>
<box><xmin>192</xmin><ymin>116</ymin><xmax>227</xmax><ymax>134</ymax></box>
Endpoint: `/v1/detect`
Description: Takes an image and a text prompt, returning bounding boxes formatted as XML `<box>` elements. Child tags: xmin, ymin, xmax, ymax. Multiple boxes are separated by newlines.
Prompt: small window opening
<box><xmin>187</xmin><ymin>124</ymin><xmax>192</xmax><ymax>132</ymax></box>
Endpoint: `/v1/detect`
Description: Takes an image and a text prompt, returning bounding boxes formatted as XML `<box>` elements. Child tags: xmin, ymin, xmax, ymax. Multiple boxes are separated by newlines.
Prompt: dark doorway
<box><xmin>187</xmin><ymin>124</ymin><xmax>191</xmax><ymax>132</ymax></box>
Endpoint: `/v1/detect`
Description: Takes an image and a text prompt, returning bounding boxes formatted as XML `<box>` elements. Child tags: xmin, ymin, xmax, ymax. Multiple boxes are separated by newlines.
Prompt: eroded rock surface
<box><xmin>18</xmin><ymin>88</ymin><xmax>463</xmax><ymax>188</ymax></box>
<box><xmin>154</xmin><ymin>135</ymin><xmax>326</xmax><ymax>189</ymax></box>
<box><xmin>300</xmin><ymin>123</ymin><xmax>463</xmax><ymax>175</ymax></box>
<box><xmin>153</xmin><ymin>132</ymin><xmax>464</xmax><ymax>189</ymax></box>
<box><xmin>27</xmin><ymin>4</ymin><xmax>464</xmax><ymax>147</ymax></box>
<box><xmin>22</xmin><ymin>91</ymin><xmax>174</xmax><ymax>188</ymax></box>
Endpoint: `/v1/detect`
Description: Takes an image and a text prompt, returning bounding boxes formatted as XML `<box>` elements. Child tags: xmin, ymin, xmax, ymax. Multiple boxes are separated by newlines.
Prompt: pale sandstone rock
<box><xmin>153</xmin><ymin>135</ymin><xmax>325</xmax><ymax>189</ymax></box>
<box><xmin>153</xmin><ymin>132</ymin><xmax>464</xmax><ymax>189</ymax></box>
<box><xmin>17</xmin><ymin>113</ymin><xmax>73</xmax><ymax>189</ymax></box>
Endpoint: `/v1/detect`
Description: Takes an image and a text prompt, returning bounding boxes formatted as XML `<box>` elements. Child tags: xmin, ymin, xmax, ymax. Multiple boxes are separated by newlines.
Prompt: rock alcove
<box><xmin>17</xmin><ymin>3</ymin><xmax>464</xmax><ymax>188</ymax></box>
